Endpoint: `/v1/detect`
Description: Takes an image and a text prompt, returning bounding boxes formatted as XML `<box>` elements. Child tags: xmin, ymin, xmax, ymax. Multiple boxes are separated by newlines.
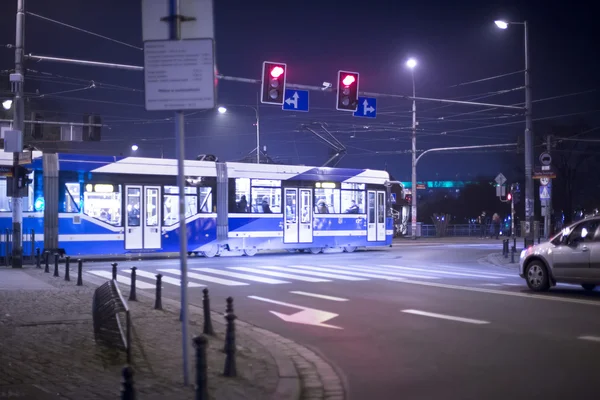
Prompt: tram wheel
<box><xmin>308</xmin><ymin>247</ymin><xmax>322</xmax><ymax>254</ymax></box>
<box><xmin>243</xmin><ymin>248</ymin><xmax>258</xmax><ymax>257</ymax></box>
<box><xmin>343</xmin><ymin>246</ymin><xmax>357</xmax><ymax>253</ymax></box>
<box><xmin>202</xmin><ymin>245</ymin><xmax>220</xmax><ymax>258</ymax></box>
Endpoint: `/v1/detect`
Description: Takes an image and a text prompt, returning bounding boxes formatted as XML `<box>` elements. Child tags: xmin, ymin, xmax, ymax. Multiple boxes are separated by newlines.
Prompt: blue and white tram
<box><xmin>0</xmin><ymin>153</ymin><xmax>395</xmax><ymax>257</ymax></box>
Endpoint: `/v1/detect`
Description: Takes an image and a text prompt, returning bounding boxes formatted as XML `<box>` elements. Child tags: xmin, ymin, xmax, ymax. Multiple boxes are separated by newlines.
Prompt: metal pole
<box><xmin>545</xmin><ymin>135</ymin><xmax>552</xmax><ymax>238</ymax></box>
<box><xmin>511</xmin><ymin>183</ymin><xmax>516</xmax><ymax>238</ymax></box>
<box><xmin>523</xmin><ymin>20</ymin><xmax>534</xmax><ymax>243</ymax></box>
<box><xmin>11</xmin><ymin>0</ymin><xmax>25</xmax><ymax>268</ymax></box>
<box><xmin>410</xmin><ymin>69</ymin><xmax>417</xmax><ymax>240</ymax></box>
<box><xmin>256</xmin><ymin>93</ymin><xmax>260</xmax><ymax>164</ymax></box>
<box><xmin>168</xmin><ymin>0</ymin><xmax>190</xmax><ymax>386</ymax></box>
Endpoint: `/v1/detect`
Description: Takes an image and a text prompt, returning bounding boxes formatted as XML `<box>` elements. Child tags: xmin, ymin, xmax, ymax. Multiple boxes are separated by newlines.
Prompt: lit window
<box><xmin>163</xmin><ymin>186</ymin><xmax>198</xmax><ymax>226</ymax></box>
<box><xmin>83</xmin><ymin>184</ymin><xmax>122</xmax><ymax>226</ymax></box>
<box><xmin>315</xmin><ymin>188</ymin><xmax>340</xmax><ymax>214</ymax></box>
<box><xmin>65</xmin><ymin>183</ymin><xmax>81</xmax><ymax>213</ymax></box>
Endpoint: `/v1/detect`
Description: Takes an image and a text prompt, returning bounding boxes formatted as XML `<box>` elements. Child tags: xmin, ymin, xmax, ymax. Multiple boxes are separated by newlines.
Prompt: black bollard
<box><xmin>129</xmin><ymin>267</ymin><xmax>137</xmax><ymax>301</ymax></box>
<box><xmin>511</xmin><ymin>246</ymin><xmax>515</xmax><ymax>263</ymax></box>
<box><xmin>223</xmin><ymin>310</ymin><xmax>237</xmax><ymax>377</ymax></box>
<box><xmin>64</xmin><ymin>256</ymin><xmax>71</xmax><ymax>281</ymax></box>
<box><xmin>44</xmin><ymin>251</ymin><xmax>50</xmax><ymax>273</ymax></box>
<box><xmin>120</xmin><ymin>366</ymin><xmax>135</xmax><ymax>400</ymax></box>
<box><xmin>53</xmin><ymin>253</ymin><xmax>60</xmax><ymax>277</ymax></box>
<box><xmin>202</xmin><ymin>288</ymin><xmax>214</xmax><ymax>335</ymax></box>
<box><xmin>77</xmin><ymin>259</ymin><xmax>83</xmax><ymax>286</ymax></box>
<box><xmin>223</xmin><ymin>297</ymin><xmax>234</xmax><ymax>352</ymax></box>
<box><xmin>154</xmin><ymin>274</ymin><xmax>163</xmax><ymax>310</ymax></box>
<box><xmin>35</xmin><ymin>248</ymin><xmax>41</xmax><ymax>269</ymax></box>
<box><xmin>194</xmin><ymin>335</ymin><xmax>209</xmax><ymax>400</ymax></box>
<box><xmin>513</xmin><ymin>237</ymin><xmax>517</xmax><ymax>252</ymax></box>
<box><xmin>504</xmin><ymin>239</ymin><xmax>509</xmax><ymax>258</ymax></box>
<box><xmin>112</xmin><ymin>262</ymin><xmax>118</xmax><ymax>281</ymax></box>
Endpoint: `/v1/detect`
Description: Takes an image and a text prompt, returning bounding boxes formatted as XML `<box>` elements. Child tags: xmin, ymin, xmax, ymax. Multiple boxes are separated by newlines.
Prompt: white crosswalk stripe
<box><xmin>376</xmin><ymin>264</ymin><xmax>503</xmax><ymax>279</ymax></box>
<box><xmin>329</xmin><ymin>264</ymin><xmax>439</xmax><ymax>280</ymax></box>
<box><xmin>191</xmin><ymin>268</ymin><xmax>289</xmax><ymax>284</ymax></box>
<box><xmin>286</xmin><ymin>265</ymin><xmax>435</xmax><ymax>281</ymax></box>
<box><xmin>87</xmin><ymin>270</ymin><xmax>155</xmax><ymax>289</ymax></box>
<box><xmin>252</xmin><ymin>265</ymin><xmax>368</xmax><ymax>281</ymax></box>
<box><xmin>159</xmin><ymin>268</ymin><xmax>248</xmax><ymax>286</ymax></box>
<box><xmin>229</xmin><ymin>267</ymin><xmax>331</xmax><ymax>282</ymax></box>
<box><xmin>122</xmin><ymin>269</ymin><xmax>205</xmax><ymax>287</ymax></box>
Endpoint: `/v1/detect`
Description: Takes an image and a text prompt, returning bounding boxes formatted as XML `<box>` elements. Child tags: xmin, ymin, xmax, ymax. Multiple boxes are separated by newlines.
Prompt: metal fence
<box><xmin>405</xmin><ymin>223</ymin><xmax>546</xmax><ymax>238</ymax></box>
<box><xmin>0</xmin><ymin>228</ymin><xmax>39</xmax><ymax>266</ymax></box>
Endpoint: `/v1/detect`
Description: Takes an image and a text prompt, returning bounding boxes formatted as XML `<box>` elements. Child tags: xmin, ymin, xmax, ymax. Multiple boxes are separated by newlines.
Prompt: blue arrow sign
<box><xmin>282</xmin><ymin>89</ymin><xmax>309</xmax><ymax>112</ymax></box>
<box><xmin>353</xmin><ymin>97</ymin><xmax>377</xmax><ymax>118</ymax></box>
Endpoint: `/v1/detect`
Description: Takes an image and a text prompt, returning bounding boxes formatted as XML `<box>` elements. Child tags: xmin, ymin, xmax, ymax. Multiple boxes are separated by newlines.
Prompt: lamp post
<box><xmin>495</xmin><ymin>20</ymin><xmax>534</xmax><ymax>243</ymax></box>
<box><xmin>217</xmin><ymin>96</ymin><xmax>261</xmax><ymax>163</ymax></box>
<box><xmin>406</xmin><ymin>58</ymin><xmax>418</xmax><ymax>239</ymax></box>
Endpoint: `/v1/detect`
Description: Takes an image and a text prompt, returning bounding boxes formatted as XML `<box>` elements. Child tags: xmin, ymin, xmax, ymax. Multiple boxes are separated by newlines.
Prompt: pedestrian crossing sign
<box><xmin>539</xmin><ymin>185</ymin><xmax>551</xmax><ymax>200</ymax></box>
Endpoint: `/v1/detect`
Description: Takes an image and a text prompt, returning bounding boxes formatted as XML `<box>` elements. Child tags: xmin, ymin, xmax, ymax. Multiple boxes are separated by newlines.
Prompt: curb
<box><xmin>478</xmin><ymin>253</ymin><xmax>519</xmax><ymax>270</ymax></box>
<box><xmin>83</xmin><ymin>272</ymin><xmax>346</xmax><ymax>400</ymax></box>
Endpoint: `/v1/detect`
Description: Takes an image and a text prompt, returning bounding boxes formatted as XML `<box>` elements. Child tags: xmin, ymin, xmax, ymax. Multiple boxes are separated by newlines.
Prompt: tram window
<box><xmin>341</xmin><ymin>190</ymin><xmax>365</xmax><ymax>214</ymax></box>
<box><xmin>199</xmin><ymin>187</ymin><xmax>213</xmax><ymax>213</ymax></box>
<box><xmin>65</xmin><ymin>183</ymin><xmax>81</xmax><ymax>213</ymax></box>
<box><xmin>232</xmin><ymin>178</ymin><xmax>282</xmax><ymax>214</ymax></box>
<box><xmin>341</xmin><ymin>183</ymin><xmax>365</xmax><ymax>190</ymax></box>
<box><xmin>315</xmin><ymin>188</ymin><xmax>340</xmax><ymax>214</ymax></box>
<box><xmin>252</xmin><ymin>187</ymin><xmax>281</xmax><ymax>213</ymax></box>
<box><xmin>163</xmin><ymin>186</ymin><xmax>198</xmax><ymax>226</ymax></box>
<box><xmin>83</xmin><ymin>183</ymin><xmax>122</xmax><ymax>226</ymax></box>
<box><xmin>0</xmin><ymin>176</ymin><xmax>35</xmax><ymax>212</ymax></box>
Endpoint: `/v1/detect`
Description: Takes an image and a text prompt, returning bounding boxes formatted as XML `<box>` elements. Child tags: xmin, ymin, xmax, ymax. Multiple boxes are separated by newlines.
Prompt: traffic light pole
<box><xmin>410</xmin><ymin>69</ymin><xmax>417</xmax><ymax>240</ymax></box>
<box><xmin>11</xmin><ymin>0</ymin><xmax>25</xmax><ymax>268</ymax></box>
<box><xmin>511</xmin><ymin>183</ymin><xmax>516</xmax><ymax>238</ymax></box>
<box><xmin>523</xmin><ymin>20</ymin><xmax>535</xmax><ymax>244</ymax></box>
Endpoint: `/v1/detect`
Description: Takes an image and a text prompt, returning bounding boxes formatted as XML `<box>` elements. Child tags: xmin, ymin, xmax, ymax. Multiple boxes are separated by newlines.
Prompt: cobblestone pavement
<box><xmin>0</xmin><ymin>265</ymin><xmax>346</xmax><ymax>400</ymax></box>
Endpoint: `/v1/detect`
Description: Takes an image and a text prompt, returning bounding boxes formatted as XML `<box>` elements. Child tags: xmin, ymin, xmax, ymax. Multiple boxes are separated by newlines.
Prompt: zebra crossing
<box><xmin>86</xmin><ymin>262</ymin><xmax>520</xmax><ymax>290</ymax></box>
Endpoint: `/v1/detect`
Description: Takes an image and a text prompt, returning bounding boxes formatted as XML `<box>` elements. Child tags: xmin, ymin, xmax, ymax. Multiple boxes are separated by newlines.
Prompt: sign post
<box><xmin>142</xmin><ymin>0</ymin><xmax>215</xmax><ymax>386</ymax></box>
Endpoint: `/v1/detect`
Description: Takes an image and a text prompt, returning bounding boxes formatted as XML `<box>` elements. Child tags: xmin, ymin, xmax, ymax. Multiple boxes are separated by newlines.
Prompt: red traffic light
<box><xmin>342</xmin><ymin>75</ymin><xmax>356</xmax><ymax>86</ymax></box>
<box><xmin>270</xmin><ymin>66</ymin><xmax>284</xmax><ymax>78</ymax></box>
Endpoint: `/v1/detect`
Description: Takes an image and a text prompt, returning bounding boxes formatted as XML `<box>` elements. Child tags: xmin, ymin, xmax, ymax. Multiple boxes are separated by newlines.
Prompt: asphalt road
<box><xmin>83</xmin><ymin>243</ymin><xmax>600</xmax><ymax>400</ymax></box>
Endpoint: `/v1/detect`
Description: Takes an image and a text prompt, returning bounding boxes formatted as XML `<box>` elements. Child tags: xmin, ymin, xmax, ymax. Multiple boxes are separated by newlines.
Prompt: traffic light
<box><xmin>507</xmin><ymin>193</ymin><xmax>512</xmax><ymax>201</ymax></box>
<box><xmin>336</xmin><ymin>70</ymin><xmax>359</xmax><ymax>111</ymax></box>
<box><xmin>404</xmin><ymin>194</ymin><xmax>412</xmax><ymax>204</ymax></box>
<box><xmin>513</xmin><ymin>187</ymin><xmax>521</xmax><ymax>204</ymax></box>
<box><xmin>30</xmin><ymin>112</ymin><xmax>43</xmax><ymax>140</ymax></box>
<box><xmin>16</xmin><ymin>166</ymin><xmax>32</xmax><ymax>189</ymax></box>
<box><xmin>261</xmin><ymin>61</ymin><xmax>287</xmax><ymax>105</ymax></box>
<box><xmin>83</xmin><ymin>114</ymin><xmax>101</xmax><ymax>141</ymax></box>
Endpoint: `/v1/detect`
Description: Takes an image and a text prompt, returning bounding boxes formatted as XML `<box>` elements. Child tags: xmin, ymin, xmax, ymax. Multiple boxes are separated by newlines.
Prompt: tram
<box><xmin>0</xmin><ymin>153</ymin><xmax>397</xmax><ymax>257</ymax></box>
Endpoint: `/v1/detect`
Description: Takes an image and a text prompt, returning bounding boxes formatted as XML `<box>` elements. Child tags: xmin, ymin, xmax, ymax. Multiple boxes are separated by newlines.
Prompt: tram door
<box><xmin>298</xmin><ymin>188</ymin><xmax>313</xmax><ymax>243</ymax></box>
<box><xmin>283</xmin><ymin>188</ymin><xmax>313</xmax><ymax>244</ymax></box>
<box><xmin>367</xmin><ymin>190</ymin><xmax>387</xmax><ymax>242</ymax></box>
<box><xmin>125</xmin><ymin>185</ymin><xmax>162</xmax><ymax>250</ymax></box>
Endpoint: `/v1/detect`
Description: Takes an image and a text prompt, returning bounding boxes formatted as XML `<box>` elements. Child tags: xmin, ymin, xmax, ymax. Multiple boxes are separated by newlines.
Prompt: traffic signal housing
<box><xmin>30</xmin><ymin>112</ymin><xmax>43</xmax><ymax>140</ymax></box>
<box><xmin>507</xmin><ymin>193</ymin><xmax>512</xmax><ymax>201</ymax></box>
<box><xmin>261</xmin><ymin>61</ymin><xmax>287</xmax><ymax>105</ymax></box>
<box><xmin>336</xmin><ymin>70</ymin><xmax>359</xmax><ymax>111</ymax></box>
<box><xmin>83</xmin><ymin>114</ymin><xmax>101</xmax><ymax>141</ymax></box>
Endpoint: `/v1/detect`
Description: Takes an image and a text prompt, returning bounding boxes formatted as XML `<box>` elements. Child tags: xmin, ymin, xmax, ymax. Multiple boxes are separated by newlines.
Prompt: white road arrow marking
<box><xmin>248</xmin><ymin>295</ymin><xmax>342</xmax><ymax>329</ymax></box>
<box><xmin>362</xmin><ymin>99</ymin><xmax>375</xmax><ymax>114</ymax></box>
<box><xmin>285</xmin><ymin>91</ymin><xmax>299</xmax><ymax>108</ymax></box>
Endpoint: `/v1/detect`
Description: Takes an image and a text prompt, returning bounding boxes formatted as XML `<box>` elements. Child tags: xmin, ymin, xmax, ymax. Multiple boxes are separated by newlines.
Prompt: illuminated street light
<box><xmin>2</xmin><ymin>100</ymin><xmax>12</xmax><ymax>110</ymax></box>
<box><xmin>494</xmin><ymin>20</ymin><xmax>509</xmax><ymax>29</ymax></box>
<box><xmin>406</xmin><ymin>58</ymin><xmax>417</xmax><ymax>69</ymax></box>
<box><xmin>131</xmin><ymin>144</ymin><xmax>138</xmax><ymax>151</ymax></box>
<box><xmin>217</xmin><ymin>106</ymin><xmax>227</xmax><ymax>114</ymax></box>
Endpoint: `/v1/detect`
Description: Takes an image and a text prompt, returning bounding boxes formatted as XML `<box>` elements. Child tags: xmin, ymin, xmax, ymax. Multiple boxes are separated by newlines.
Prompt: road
<box><xmin>83</xmin><ymin>242</ymin><xmax>600</xmax><ymax>399</ymax></box>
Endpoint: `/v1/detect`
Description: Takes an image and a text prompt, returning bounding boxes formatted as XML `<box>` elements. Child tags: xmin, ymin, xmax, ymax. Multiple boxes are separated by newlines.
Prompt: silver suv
<box><xmin>519</xmin><ymin>216</ymin><xmax>600</xmax><ymax>292</ymax></box>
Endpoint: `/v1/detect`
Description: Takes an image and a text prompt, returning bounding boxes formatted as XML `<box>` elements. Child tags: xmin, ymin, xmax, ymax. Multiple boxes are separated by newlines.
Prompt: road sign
<box><xmin>540</xmin><ymin>177</ymin><xmax>550</xmax><ymax>186</ymax></box>
<box><xmin>143</xmin><ymin>39</ymin><xmax>216</xmax><ymax>111</ymax></box>
<box><xmin>539</xmin><ymin>152</ymin><xmax>552</xmax><ymax>166</ymax></box>
<box><xmin>353</xmin><ymin>97</ymin><xmax>377</xmax><ymax>118</ymax></box>
<box><xmin>540</xmin><ymin>185</ymin><xmax>551</xmax><ymax>200</ymax></box>
<box><xmin>533</xmin><ymin>167</ymin><xmax>556</xmax><ymax>179</ymax></box>
<box><xmin>416</xmin><ymin>183</ymin><xmax>426</xmax><ymax>190</ymax></box>
<box><xmin>390</xmin><ymin>193</ymin><xmax>397</xmax><ymax>204</ymax></box>
<box><xmin>142</xmin><ymin>0</ymin><xmax>214</xmax><ymax>41</ymax></box>
<box><xmin>495</xmin><ymin>173</ymin><xmax>507</xmax><ymax>185</ymax></box>
<box><xmin>282</xmin><ymin>89</ymin><xmax>309</xmax><ymax>112</ymax></box>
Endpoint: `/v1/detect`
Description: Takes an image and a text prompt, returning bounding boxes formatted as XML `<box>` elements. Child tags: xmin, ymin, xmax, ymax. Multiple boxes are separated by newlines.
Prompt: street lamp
<box><xmin>217</xmin><ymin>99</ymin><xmax>261</xmax><ymax>163</ymax></box>
<box><xmin>131</xmin><ymin>144</ymin><xmax>139</xmax><ymax>152</ymax></box>
<box><xmin>495</xmin><ymin>19</ymin><xmax>534</xmax><ymax>243</ymax></box>
<box><xmin>406</xmin><ymin>58</ymin><xmax>418</xmax><ymax>239</ymax></box>
<box><xmin>2</xmin><ymin>100</ymin><xmax>12</xmax><ymax>110</ymax></box>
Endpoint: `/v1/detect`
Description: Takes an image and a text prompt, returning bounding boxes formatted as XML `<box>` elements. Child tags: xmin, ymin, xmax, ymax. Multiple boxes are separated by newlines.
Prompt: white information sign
<box><xmin>143</xmin><ymin>39</ymin><xmax>216</xmax><ymax>111</ymax></box>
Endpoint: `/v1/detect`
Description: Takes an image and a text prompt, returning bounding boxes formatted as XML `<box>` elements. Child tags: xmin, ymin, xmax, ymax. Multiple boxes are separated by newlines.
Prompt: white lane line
<box><xmin>402</xmin><ymin>309</ymin><xmax>490</xmax><ymax>325</ymax></box>
<box><xmin>578</xmin><ymin>336</ymin><xmax>600</xmax><ymax>343</ymax></box>
<box><xmin>435</xmin><ymin>265</ymin><xmax>518</xmax><ymax>278</ymax></box>
<box><xmin>502</xmin><ymin>283</ymin><xmax>521</xmax><ymax>286</ymax></box>
<box><xmin>192</xmin><ymin>268</ymin><xmax>289</xmax><ymax>284</ymax></box>
<box><xmin>256</xmin><ymin>266</ymin><xmax>368</xmax><ymax>281</ymax></box>
<box><xmin>248</xmin><ymin>295</ymin><xmax>305</xmax><ymax>310</ymax></box>
<box><xmin>287</xmin><ymin>265</ymin><xmax>429</xmax><ymax>281</ymax></box>
<box><xmin>229</xmin><ymin>267</ymin><xmax>330</xmax><ymax>282</ymax></box>
<box><xmin>87</xmin><ymin>270</ymin><xmax>155</xmax><ymax>289</ymax></box>
<box><xmin>333</xmin><ymin>264</ymin><xmax>439</xmax><ymax>280</ymax></box>
<box><xmin>391</xmin><ymin>279</ymin><xmax>600</xmax><ymax>307</ymax></box>
<box><xmin>290</xmin><ymin>291</ymin><xmax>349</xmax><ymax>302</ymax></box>
<box><xmin>481</xmin><ymin>283</ymin><xmax>503</xmax><ymax>287</ymax></box>
<box><xmin>159</xmin><ymin>269</ymin><xmax>248</xmax><ymax>286</ymax></box>
<box><xmin>122</xmin><ymin>269</ymin><xmax>205</xmax><ymax>287</ymax></box>
<box><xmin>377</xmin><ymin>264</ymin><xmax>502</xmax><ymax>279</ymax></box>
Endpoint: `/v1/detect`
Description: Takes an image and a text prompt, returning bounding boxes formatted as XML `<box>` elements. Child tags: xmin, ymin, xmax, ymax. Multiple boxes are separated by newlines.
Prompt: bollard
<box><xmin>223</xmin><ymin>310</ymin><xmax>237</xmax><ymax>377</ymax></box>
<box><xmin>35</xmin><ymin>248</ymin><xmax>41</xmax><ymax>269</ymax></box>
<box><xmin>511</xmin><ymin>246</ymin><xmax>515</xmax><ymax>264</ymax></box>
<box><xmin>112</xmin><ymin>262</ymin><xmax>118</xmax><ymax>281</ymax></box>
<box><xmin>504</xmin><ymin>239</ymin><xmax>508</xmax><ymax>258</ymax></box>
<box><xmin>194</xmin><ymin>335</ymin><xmax>209</xmax><ymax>400</ymax></box>
<box><xmin>53</xmin><ymin>253</ymin><xmax>60</xmax><ymax>277</ymax></box>
<box><xmin>202</xmin><ymin>288</ymin><xmax>214</xmax><ymax>336</ymax></box>
<box><xmin>77</xmin><ymin>259</ymin><xmax>83</xmax><ymax>286</ymax></box>
<box><xmin>513</xmin><ymin>237</ymin><xmax>517</xmax><ymax>253</ymax></box>
<box><xmin>129</xmin><ymin>267</ymin><xmax>137</xmax><ymax>301</ymax></box>
<box><xmin>538</xmin><ymin>236</ymin><xmax>541</xmax><ymax>244</ymax></box>
<box><xmin>44</xmin><ymin>251</ymin><xmax>50</xmax><ymax>273</ymax></box>
<box><xmin>120</xmin><ymin>366</ymin><xmax>135</xmax><ymax>400</ymax></box>
<box><xmin>154</xmin><ymin>274</ymin><xmax>163</xmax><ymax>310</ymax></box>
<box><xmin>223</xmin><ymin>297</ymin><xmax>234</xmax><ymax>352</ymax></box>
<box><xmin>64</xmin><ymin>256</ymin><xmax>71</xmax><ymax>281</ymax></box>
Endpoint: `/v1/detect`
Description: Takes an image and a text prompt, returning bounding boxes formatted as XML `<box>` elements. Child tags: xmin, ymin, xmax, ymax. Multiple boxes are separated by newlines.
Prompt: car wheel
<box><xmin>581</xmin><ymin>284</ymin><xmax>597</xmax><ymax>291</ymax></box>
<box><xmin>525</xmin><ymin>261</ymin><xmax>550</xmax><ymax>292</ymax></box>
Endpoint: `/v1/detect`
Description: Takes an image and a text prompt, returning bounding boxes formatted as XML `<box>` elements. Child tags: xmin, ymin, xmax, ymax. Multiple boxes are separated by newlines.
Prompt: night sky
<box><xmin>1</xmin><ymin>0</ymin><xmax>598</xmax><ymax>182</ymax></box>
